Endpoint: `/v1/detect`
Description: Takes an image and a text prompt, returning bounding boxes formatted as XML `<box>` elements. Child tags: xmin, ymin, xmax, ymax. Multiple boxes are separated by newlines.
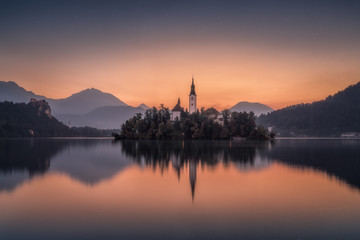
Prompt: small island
<box><xmin>117</xmin><ymin>77</ymin><xmax>274</xmax><ymax>140</ymax></box>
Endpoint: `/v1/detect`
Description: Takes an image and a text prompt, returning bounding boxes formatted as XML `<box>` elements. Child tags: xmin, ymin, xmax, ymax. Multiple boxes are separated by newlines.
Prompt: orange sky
<box><xmin>2</xmin><ymin>41</ymin><xmax>359</xmax><ymax>110</ymax></box>
<box><xmin>2</xmin><ymin>1</ymin><xmax>360</xmax><ymax>110</ymax></box>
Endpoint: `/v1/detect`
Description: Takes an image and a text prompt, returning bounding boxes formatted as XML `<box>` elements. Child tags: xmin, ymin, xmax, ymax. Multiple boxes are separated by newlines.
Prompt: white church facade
<box><xmin>171</xmin><ymin>98</ymin><xmax>182</xmax><ymax>121</ymax></box>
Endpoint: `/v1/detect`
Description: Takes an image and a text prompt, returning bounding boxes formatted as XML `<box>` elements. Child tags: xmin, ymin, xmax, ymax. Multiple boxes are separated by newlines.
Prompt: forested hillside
<box><xmin>257</xmin><ymin>82</ymin><xmax>360</xmax><ymax>136</ymax></box>
<box><xmin>0</xmin><ymin>100</ymin><xmax>108</xmax><ymax>137</ymax></box>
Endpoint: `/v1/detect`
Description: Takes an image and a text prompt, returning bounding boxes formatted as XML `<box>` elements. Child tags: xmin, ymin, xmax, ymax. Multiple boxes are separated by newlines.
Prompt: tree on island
<box><xmin>119</xmin><ymin>105</ymin><xmax>274</xmax><ymax>140</ymax></box>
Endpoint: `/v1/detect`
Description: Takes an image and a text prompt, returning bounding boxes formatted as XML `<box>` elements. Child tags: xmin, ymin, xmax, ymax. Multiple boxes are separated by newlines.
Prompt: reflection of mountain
<box><xmin>232</xmin><ymin>155</ymin><xmax>271</xmax><ymax>172</ymax></box>
<box><xmin>0</xmin><ymin>139</ymin><xmax>132</xmax><ymax>192</ymax></box>
<box><xmin>49</xmin><ymin>140</ymin><xmax>132</xmax><ymax>184</ymax></box>
<box><xmin>268</xmin><ymin>139</ymin><xmax>360</xmax><ymax>191</ymax></box>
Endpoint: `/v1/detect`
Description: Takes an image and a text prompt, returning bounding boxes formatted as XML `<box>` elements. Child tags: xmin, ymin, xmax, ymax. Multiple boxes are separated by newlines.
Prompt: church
<box><xmin>170</xmin><ymin>76</ymin><xmax>197</xmax><ymax>121</ymax></box>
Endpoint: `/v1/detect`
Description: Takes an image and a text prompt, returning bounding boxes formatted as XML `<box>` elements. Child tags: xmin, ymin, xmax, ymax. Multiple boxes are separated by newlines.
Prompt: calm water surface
<box><xmin>1</xmin><ymin>139</ymin><xmax>360</xmax><ymax>240</ymax></box>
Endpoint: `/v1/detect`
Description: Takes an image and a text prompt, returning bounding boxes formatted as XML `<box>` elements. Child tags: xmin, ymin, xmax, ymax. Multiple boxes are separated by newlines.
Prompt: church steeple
<box><xmin>190</xmin><ymin>76</ymin><xmax>196</xmax><ymax>96</ymax></box>
<box><xmin>189</xmin><ymin>76</ymin><xmax>197</xmax><ymax>114</ymax></box>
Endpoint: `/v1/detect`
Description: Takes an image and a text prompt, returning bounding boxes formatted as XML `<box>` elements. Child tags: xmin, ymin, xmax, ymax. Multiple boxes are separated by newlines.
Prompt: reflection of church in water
<box><xmin>120</xmin><ymin>140</ymin><xmax>270</xmax><ymax>202</ymax></box>
<box><xmin>171</xmin><ymin>152</ymin><xmax>197</xmax><ymax>201</ymax></box>
<box><xmin>170</xmin><ymin>77</ymin><xmax>198</xmax><ymax>200</ymax></box>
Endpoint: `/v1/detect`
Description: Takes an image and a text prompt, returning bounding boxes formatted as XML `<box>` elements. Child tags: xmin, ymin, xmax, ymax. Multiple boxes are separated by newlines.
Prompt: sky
<box><xmin>1</xmin><ymin>0</ymin><xmax>360</xmax><ymax>110</ymax></box>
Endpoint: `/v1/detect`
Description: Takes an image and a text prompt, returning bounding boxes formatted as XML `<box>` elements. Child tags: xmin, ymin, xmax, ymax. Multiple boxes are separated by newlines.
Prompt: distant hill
<box><xmin>230</xmin><ymin>101</ymin><xmax>273</xmax><ymax>116</ymax></box>
<box><xmin>0</xmin><ymin>100</ymin><xmax>106</xmax><ymax>137</ymax></box>
<box><xmin>0</xmin><ymin>81</ymin><xmax>128</xmax><ymax>115</ymax></box>
<box><xmin>138</xmin><ymin>103</ymin><xmax>151</xmax><ymax>110</ymax></box>
<box><xmin>0</xmin><ymin>81</ymin><xmax>46</xmax><ymax>102</ymax></box>
<box><xmin>257</xmin><ymin>82</ymin><xmax>360</xmax><ymax>137</ymax></box>
<box><xmin>56</xmin><ymin>106</ymin><xmax>146</xmax><ymax>129</ymax></box>
<box><xmin>0</xmin><ymin>81</ymin><xmax>150</xmax><ymax>129</ymax></box>
<box><xmin>48</xmin><ymin>88</ymin><xmax>128</xmax><ymax>115</ymax></box>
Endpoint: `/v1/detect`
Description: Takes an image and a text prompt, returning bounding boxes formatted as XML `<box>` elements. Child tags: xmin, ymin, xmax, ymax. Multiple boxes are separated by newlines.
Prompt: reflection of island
<box><xmin>119</xmin><ymin>140</ymin><xmax>270</xmax><ymax>200</ymax></box>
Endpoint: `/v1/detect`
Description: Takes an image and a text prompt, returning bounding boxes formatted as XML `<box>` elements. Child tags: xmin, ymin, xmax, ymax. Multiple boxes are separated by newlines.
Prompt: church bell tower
<box><xmin>189</xmin><ymin>76</ymin><xmax>197</xmax><ymax>114</ymax></box>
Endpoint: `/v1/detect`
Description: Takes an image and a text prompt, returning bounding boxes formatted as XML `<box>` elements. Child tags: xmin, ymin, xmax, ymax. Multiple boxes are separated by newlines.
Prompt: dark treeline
<box><xmin>257</xmin><ymin>82</ymin><xmax>360</xmax><ymax>136</ymax></box>
<box><xmin>0</xmin><ymin>101</ymin><xmax>110</xmax><ymax>137</ymax></box>
<box><xmin>119</xmin><ymin>106</ymin><xmax>274</xmax><ymax>140</ymax></box>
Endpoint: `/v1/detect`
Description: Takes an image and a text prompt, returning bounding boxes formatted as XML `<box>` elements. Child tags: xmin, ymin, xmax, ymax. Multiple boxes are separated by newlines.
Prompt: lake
<box><xmin>1</xmin><ymin>138</ymin><xmax>360</xmax><ymax>240</ymax></box>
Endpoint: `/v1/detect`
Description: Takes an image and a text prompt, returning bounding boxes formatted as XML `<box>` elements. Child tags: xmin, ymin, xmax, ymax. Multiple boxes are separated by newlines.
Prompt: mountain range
<box><xmin>0</xmin><ymin>81</ymin><xmax>273</xmax><ymax>129</ymax></box>
<box><xmin>0</xmin><ymin>81</ymin><xmax>128</xmax><ymax>114</ymax></box>
<box><xmin>0</xmin><ymin>81</ymin><xmax>148</xmax><ymax>129</ymax></box>
<box><xmin>57</xmin><ymin>106</ymin><xmax>146</xmax><ymax>129</ymax></box>
<box><xmin>48</xmin><ymin>88</ymin><xmax>128</xmax><ymax>115</ymax></box>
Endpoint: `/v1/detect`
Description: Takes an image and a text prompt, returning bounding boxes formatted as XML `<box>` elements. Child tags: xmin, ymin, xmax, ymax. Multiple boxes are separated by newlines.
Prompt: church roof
<box><xmin>172</xmin><ymin>104</ymin><xmax>182</xmax><ymax>112</ymax></box>
<box><xmin>172</xmin><ymin>98</ymin><xmax>182</xmax><ymax>112</ymax></box>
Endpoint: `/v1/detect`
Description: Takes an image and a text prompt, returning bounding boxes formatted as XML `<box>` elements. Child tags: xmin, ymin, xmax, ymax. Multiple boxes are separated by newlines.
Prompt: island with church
<box><xmin>116</xmin><ymin>77</ymin><xmax>275</xmax><ymax>140</ymax></box>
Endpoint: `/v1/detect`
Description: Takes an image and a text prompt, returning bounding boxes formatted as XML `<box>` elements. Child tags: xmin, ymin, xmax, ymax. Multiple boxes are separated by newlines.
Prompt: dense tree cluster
<box><xmin>119</xmin><ymin>105</ymin><xmax>273</xmax><ymax>140</ymax></box>
<box><xmin>257</xmin><ymin>82</ymin><xmax>360</xmax><ymax>136</ymax></box>
<box><xmin>0</xmin><ymin>101</ymin><xmax>109</xmax><ymax>137</ymax></box>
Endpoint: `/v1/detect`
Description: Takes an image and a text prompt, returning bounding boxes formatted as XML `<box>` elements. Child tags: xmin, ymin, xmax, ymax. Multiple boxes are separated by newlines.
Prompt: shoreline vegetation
<box><xmin>115</xmin><ymin>106</ymin><xmax>275</xmax><ymax>140</ymax></box>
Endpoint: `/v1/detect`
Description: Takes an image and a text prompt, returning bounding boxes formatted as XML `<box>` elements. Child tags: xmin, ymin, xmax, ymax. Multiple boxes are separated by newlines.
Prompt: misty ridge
<box><xmin>0</xmin><ymin>81</ymin><xmax>273</xmax><ymax>129</ymax></box>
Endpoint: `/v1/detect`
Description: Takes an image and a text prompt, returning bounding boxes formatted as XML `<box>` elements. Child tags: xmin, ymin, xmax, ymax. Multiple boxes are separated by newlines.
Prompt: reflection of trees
<box><xmin>0</xmin><ymin>140</ymin><xmax>62</xmax><ymax>176</ymax></box>
<box><xmin>119</xmin><ymin>140</ymin><xmax>267</xmax><ymax>169</ymax></box>
<box><xmin>0</xmin><ymin>139</ymin><xmax>100</xmax><ymax>176</ymax></box>
<box><xmin>269</xmin><ymin>140</ymin><xmax>360</xmax><ymax>191</ymax></box>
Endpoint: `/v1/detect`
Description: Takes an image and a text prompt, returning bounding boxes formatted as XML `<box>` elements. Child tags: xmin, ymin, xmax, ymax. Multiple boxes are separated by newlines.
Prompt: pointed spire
<box><xmin>190</xmin><ymin>75</ymin><xmax>196</xmax><ymax>96</ymax></box>
<box><xmin>178</xmin><ymin>98</ymin><xmax>180</xmax><ymax>105</ymax></box>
